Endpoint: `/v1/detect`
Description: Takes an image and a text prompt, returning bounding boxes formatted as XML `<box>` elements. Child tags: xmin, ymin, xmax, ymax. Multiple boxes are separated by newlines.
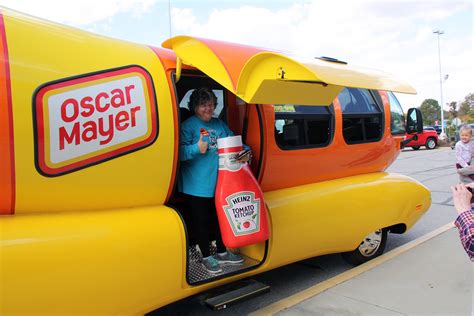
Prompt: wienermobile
<box><xmin>0</xmin><ymin>7</ymin><xmax>430</xmax><ymax>315</ymax></box>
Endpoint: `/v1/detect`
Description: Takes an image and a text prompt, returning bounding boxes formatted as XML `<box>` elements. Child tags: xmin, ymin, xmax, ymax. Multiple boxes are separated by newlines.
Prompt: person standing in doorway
<box><xmin>179</xmin><ymin>87</ymin><xmax>250</xmax><ymax>274</ymax></box>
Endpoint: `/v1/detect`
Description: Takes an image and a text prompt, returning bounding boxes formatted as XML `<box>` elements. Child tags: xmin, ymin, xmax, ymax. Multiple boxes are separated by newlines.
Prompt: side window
<box><xmin>274</xmin><ymin>105</ymin><xmax>333</xmax><ymax>149</ymax></box>
<box><xmin>339</xmin><ymin>88</ymin><xmax>384</xmax><ymax>144</ymax></box>
<box><xmin>387</xmin><ymin>92</ymin><xmax>406</xmax><ymax>135</ymax></box>
<box><xmin>179</xmin><ymin>89</ymin><xmax>225</xmax><ymax>118</ymax></box>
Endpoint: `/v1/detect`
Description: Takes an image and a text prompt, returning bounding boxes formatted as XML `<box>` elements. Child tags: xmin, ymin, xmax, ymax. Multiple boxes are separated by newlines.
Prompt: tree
<box><xmin>458</xmin><ymin>93</ymin><xmax>474</xmax><ymax>123</ymax></box>
<box><xmin>447</xmin><ymin>101</ymin><xmax>458</xmax><ymax>120</ymax></box>
<box><xmin>464</xmin><ymin>93</ymin><xmax>474</xmax><ymax>107</ymax></box>
<box><xmin>418</xmin><ymin>99</ymin><xmax>440</xmax><ymax>125</ymax></box>
<box><xmin>445</xmin><ymin>102</ymin><xmax>458</xmax><ymax>138</ymax></box>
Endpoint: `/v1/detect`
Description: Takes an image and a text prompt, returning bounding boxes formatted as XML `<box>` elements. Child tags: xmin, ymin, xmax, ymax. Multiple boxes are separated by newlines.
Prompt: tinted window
<box><xmin>339</xmin><ymin>88</ymin><xmax>380</xmax><ymax>113</ymax></box>
<box><xmin>274</xmin><ymin>105</ymin><xmax>333</xmax><ymax>149</ymax></box>
<box><xmin>275</xmin><ymin>105</ymin><xmax>329</xmax><ymax>114</ymax></box>
<box><xmin>339</xmin><ymin>88</ymin><xmax>383</xmax><ymax>144</ymax></box>
<box><xmin>387</xmin><ymin>92</ymin><xmax>406</xmax><ymax>135</ymax></box>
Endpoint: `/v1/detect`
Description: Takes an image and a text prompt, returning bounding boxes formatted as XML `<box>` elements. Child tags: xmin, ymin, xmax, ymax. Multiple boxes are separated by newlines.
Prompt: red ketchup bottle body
<box><xmin>215</xmin><ymin>136</ymin><xmax>269</xmax><ymax>248</ymax></box>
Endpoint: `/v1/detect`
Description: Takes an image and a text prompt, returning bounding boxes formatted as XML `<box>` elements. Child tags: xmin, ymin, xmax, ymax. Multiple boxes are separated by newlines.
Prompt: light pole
<box><xmin>433</xmin><ymin>29</ymin><xmax>445</xmax><ymax>136</ymax></box>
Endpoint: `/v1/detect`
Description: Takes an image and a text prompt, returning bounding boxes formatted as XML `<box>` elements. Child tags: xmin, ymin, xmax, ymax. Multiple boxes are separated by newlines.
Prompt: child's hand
<box><xmin>466</xmin><ymin>183</ymin><xmax>474</xmax><ymax>189</ymax></box>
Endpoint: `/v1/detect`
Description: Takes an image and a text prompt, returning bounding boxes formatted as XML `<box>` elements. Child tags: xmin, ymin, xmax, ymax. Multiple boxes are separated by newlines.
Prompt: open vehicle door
<box><xmin>162</xmin><ymin>36</ymin><xmax>416</xmax><ymax>106</ymax></box>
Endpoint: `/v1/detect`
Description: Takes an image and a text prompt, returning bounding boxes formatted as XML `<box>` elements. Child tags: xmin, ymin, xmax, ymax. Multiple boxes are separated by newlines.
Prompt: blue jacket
<box><xmin>179</xmin><ymin>116</ymin><xmax>234</xmax><ymax>198</ymax></box>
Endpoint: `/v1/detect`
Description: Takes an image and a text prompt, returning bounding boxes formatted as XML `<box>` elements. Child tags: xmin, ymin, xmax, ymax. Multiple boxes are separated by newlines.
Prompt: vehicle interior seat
<box><xmin>365</xmin><ymin>122</ymin><xmax>382</xmax><ymax>140</ymax></box>
<box><xmin>283</xmin><ymin>123</ymin><xmax>302</xmax><ymax>146</ymax></box>
<box><xmin>307</xmin><ymin>120</ymin><xmax>330</xmax><ymax>145</ymax></box>
<box><xmin>180</xmin><ymin>107</ymin><xmax>192</xmax><ymax>123</ymax></box>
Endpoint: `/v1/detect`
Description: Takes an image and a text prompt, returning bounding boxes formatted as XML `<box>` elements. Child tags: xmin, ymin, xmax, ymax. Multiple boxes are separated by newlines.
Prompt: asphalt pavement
<box><xmin>384</xmin><ymin>146</ymin><xmax>460</xmax><ymax>251</ymax></box>
<box><xmin>251</xmin><ymin>146</ymin><xmax>473</xmax><ymax>315</ymax></box>
<box><xmin>253</xmin><ymin>224</ymin><xmax>473</xmax><ymax>315</ymax></box>
<box><xmin>156</xmin><ymin>147</ymin><xmax>472</xmax><ymax>315</ymax></box>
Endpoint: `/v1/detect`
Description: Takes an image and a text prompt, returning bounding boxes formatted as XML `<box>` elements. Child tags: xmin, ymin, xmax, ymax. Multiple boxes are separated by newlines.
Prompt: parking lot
<box><xmin>154</xmin><ymin>146</ymin><xmax>462</xmax><ymax>315</ymax></box>
<box><xmin>384</xmin><ymin>146</ymin><xmax>459</xmax><ymax>249</ymax></box>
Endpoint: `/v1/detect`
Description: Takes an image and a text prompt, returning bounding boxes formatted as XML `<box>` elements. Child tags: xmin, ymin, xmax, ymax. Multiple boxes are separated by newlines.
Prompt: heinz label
<box><xmin>222</xmin><ymin>191</ymin><xmax>261</xmax><ymax>236</ymax></box>
<box><xmin>215</xmin><ymin>135</ymin><xmax>269</xmax><ymax>247</ymax></box>
<box><xmin>34</xmin><ymin>66</ymin><xmax>158</xmax><ymax>176</ymax></box>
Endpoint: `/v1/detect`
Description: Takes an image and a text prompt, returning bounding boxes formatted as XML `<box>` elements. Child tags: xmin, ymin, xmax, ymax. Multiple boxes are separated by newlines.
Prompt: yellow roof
<box><xmin>162</xmin><ymin>36</ymin><xmax>416</xmax><ymax>105</ymax></box>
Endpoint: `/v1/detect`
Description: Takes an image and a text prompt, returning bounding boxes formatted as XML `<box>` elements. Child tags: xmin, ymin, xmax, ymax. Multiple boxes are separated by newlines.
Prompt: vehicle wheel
<box><xmin>412</xmin><ymin>146</ymin><xmax>420</xmax><ymax>150</ymax></box>
<box><xmin>426</xmin><ymin>138</ymin><xmax>437</xmax><ymax>150</ymax></box>
<box><xmin>342</xmin><ymin>229</ymin><xmax>387</xmax><ymax>266</ymax></box>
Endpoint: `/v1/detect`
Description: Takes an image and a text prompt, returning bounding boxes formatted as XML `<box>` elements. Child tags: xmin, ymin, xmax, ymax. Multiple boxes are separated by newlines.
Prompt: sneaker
<box><xmin>202</xmin><ymin>256</ymin><xmax>222</xmax><ymax>274</ymax></box>
<box><xmin>215</xmin><ymin>251</ymin><xmax>244</xmax><ymax>264</ymax></box>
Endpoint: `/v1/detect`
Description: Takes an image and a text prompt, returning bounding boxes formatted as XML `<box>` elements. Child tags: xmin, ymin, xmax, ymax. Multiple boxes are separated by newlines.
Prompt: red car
<box><xmin>404</xmin><ymin>127</ymin><xmax>438</xmax><ymax>150</ymax></box>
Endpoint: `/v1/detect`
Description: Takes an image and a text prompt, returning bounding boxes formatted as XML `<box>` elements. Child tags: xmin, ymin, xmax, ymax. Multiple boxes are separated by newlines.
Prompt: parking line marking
<box><xmin>249</xmin><ymin>222</ymin><xmax>455</xmax><ymax>316</ymax></box>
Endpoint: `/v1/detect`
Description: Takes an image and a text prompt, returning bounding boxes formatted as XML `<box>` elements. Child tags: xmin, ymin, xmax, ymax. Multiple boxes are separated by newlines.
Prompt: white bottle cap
<box><xmin>217</xmin><ymin>135</ymin><xmax>242</xmax><ymax>149</ymax></box>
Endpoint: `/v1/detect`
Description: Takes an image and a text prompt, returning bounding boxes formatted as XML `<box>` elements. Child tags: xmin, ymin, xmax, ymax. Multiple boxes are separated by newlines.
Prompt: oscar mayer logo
<box><xmin>34</xmin><ymin>66</ymin><xmax>158</xmax><ymax>176</ymax></box>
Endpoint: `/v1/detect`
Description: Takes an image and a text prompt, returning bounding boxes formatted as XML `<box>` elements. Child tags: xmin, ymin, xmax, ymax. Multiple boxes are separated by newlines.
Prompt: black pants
<box><xmin>185</xmin><ymin>194</ymin><xmax>226</xmax><ymax>258</ymax></box>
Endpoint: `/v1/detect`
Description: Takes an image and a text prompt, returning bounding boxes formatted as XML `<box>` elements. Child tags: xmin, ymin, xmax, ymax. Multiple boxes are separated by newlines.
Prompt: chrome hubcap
<box><xmin>358</xmin><ymin>229</ymin><xmax>382</xmax><ymax>257</ymax></box>
<box><xmin>428</xmin><ymin>140</ymin><xmax>435</xmax><ymax>148</ymax></box>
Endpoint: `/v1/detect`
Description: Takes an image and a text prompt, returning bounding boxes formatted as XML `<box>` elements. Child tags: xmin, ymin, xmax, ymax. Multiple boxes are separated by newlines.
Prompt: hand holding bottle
<box><xmin>198</xmin><ymin>128</ymin><xmax>209</xmax><ymax>154</ymax></box>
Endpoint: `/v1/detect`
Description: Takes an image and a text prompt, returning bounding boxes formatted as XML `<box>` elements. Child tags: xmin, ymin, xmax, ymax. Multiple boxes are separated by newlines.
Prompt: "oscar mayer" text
<box><xmin>35</xmin><ymin>67</ymin><xmax>157</xmax><ymax>175</ymax></box>
<box><xmin>59</xmin><ymin>84</ymin><xmax>140</xmax><ymax>149</ymax></box>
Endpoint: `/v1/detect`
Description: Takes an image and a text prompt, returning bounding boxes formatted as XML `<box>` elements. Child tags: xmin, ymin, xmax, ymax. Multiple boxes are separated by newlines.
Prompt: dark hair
<box><xmin>188</xmin><ymin>87</ymin><xmax>217</xmax><ymax>114</ymax></box>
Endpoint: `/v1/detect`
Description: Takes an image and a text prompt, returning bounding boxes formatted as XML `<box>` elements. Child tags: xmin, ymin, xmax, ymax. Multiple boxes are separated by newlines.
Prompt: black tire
<box><xmin>342</xmin><ymin>229</ymin><xmax>388</xmax><ymax>266</ymax></box>
<box><xmin>426</xmin><ymin>138</ymin><xmax>437</xmax><ymax>150</ymax></box>
<box><xmin>412</xmin><ymin>146</ymin><xmax>420</xmax><ymax>150</ymax></box>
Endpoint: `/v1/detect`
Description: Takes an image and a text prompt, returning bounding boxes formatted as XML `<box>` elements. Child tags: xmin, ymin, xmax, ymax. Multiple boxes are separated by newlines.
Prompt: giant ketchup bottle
<box><xmin>215</xmin><ymin>136</ymin><xmax>269</xmax><ymax>248</ymax></box>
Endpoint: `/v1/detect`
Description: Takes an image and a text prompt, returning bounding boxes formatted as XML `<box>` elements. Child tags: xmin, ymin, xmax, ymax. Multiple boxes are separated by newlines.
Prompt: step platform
<box><xmin>187</xmin><ymin>244</ymin><xmax>260</xmax><ymax>284</ymax></box>
<box><xmin>201</xmin><ymin>279</ymin><xmax>270</xmax><ymax>310</ymax></box>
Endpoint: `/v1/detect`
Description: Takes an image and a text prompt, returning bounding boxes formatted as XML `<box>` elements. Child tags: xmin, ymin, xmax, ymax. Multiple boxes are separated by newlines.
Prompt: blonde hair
<box><xmin>460</xmin><ymin>124</ymin><xmax>473</xmax><ymax>135</ymax></box>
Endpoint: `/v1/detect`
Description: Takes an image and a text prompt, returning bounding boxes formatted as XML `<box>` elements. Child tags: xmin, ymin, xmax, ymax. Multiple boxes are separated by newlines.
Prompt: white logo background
<box><xmin>47</xmin><ymin>76</ymin><xmax>148</xmax><ymax>163</ymax></box>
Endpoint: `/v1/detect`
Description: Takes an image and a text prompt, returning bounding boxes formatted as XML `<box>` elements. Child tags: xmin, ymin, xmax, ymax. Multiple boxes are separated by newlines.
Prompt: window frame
<box><xmin>274</xmin><ymin>105</ymin><xmax>335</xmax><ymax>150</ymax></box>
<box><xmin>340</xmin><ymin>88</ymin><xmax>385</xmax><ymax>145</ymax></box>
<box><xmin>387</xmin><ymin>91</ymin><xmax>406</xmax><ymax>136</ymax></box>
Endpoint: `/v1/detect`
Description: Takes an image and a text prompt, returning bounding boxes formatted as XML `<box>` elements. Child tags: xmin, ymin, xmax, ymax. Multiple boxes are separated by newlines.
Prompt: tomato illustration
<box><xmin>243</xmin><ymin>221</ymin><xmax>250</xmax><ymax>228</ymax></box>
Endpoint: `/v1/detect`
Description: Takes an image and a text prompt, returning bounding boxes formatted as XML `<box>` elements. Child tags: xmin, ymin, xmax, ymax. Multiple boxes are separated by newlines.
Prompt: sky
<box><xmin>0</xmin><ymin>0</ymin><xmax>472</xmax><ymax>112</ymax></box>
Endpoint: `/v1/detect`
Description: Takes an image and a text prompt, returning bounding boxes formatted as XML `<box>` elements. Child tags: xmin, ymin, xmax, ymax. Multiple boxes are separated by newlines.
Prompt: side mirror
<box><xmin>400</xmin><ymin>108</ymin><xmax>423</xmax><ymax>149</ymax></box>
<box><xmin>406</xmin><ymin>108</ymin><xmax>423</xmax><ymax>134</ymax></box>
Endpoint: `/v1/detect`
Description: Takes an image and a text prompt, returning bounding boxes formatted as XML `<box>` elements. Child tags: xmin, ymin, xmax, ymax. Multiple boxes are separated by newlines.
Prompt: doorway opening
<box><xmin>167</xmin><ymin>71</ymin><xmax>267</xmax><ymax>285</ymax></box>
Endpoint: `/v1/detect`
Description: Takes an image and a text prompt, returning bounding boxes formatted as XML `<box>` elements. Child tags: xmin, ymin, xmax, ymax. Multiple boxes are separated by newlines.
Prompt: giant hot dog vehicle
<box><xmin>0</xmin><ymin>7</ymin><xmax>430</xmax><ymax>315</ymax></box>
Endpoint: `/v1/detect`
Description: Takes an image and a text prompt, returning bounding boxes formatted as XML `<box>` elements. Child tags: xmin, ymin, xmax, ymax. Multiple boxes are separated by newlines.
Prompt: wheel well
<box><xmin>427</xmin><ymin>137</ymin><xmax>437</xmax><ymax>143</ymax></box>
<box><xmin>385</xmin><ymin>223</ymin><xmax>406</xmax><ymax>234</ymax></box>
